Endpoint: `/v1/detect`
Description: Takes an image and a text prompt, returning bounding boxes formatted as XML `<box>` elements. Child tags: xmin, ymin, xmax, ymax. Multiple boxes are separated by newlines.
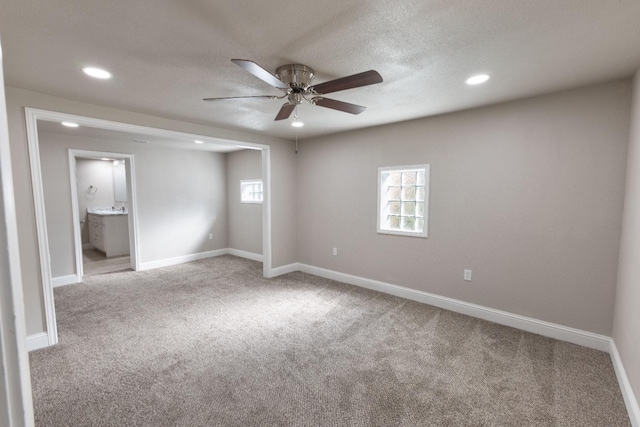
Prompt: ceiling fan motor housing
<box><xmin>275</xmin><ymin>64</ymin><xmax>315</xmax><ymax>90</ymax></box>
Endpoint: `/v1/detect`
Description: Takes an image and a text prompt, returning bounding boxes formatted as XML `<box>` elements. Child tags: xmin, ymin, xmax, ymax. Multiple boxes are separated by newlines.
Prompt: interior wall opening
<box><xmin>26</xmin><ymin>108</ymin><xmax>272</xmax><ymax>348</ymax></box>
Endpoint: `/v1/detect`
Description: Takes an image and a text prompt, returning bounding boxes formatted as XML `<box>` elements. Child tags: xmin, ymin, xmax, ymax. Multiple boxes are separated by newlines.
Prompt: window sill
<box><xmin>377</xmin><ymin>228</ymin><xmax>428</xmax><ymax>238</ymax></box>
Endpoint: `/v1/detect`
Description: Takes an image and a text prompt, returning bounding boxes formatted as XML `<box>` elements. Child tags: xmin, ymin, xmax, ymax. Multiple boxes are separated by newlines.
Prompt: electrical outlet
<box><xmin>464</xmin><ymin>269</ymin><xmax>472</xmax><ymax>281</ymax></box>
<box><xmin>332</xmin><ymin>247</ymin><xmax>338</xmax><ymax>256</ymax></box>
<box><xmin>208</xmin><ymin>233</ymin><xmax>213</xmax><ymax>240</ymax></box>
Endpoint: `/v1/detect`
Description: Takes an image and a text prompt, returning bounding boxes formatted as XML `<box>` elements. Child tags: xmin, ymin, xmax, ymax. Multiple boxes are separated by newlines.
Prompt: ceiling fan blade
<box><xmin>313</xmin><ymin>97</ymin><xmax>366</xmax><ymax>115</ymax></box>
<box><xmin>231</xmin><ymin>59</ymin><xmax>290</xmax><ymax>90</ymax></box>
<box><xmin>275</xmin><ymin>103</ymin><xmax>296</xmax><ymax>121</ymax></box>
<box><xmin>203</xmin><ymin>95</ymin><xmax>277</xmax><ymax>101</ymax></box>
<box><xmin>311</xmin><ymin>70</ymin><xmax>383</xmax><ymax>95</ymax></box>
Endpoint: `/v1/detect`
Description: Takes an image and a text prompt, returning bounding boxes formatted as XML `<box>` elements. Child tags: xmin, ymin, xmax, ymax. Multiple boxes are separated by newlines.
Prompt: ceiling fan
<box><xmin>204</xmin><ymin>59</ymin><xmax>383</xmax><ymax>122</ymax></box>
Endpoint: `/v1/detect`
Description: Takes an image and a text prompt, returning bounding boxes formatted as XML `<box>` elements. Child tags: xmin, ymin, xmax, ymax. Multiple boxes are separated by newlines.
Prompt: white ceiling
<box><xmin>37</xmin><ymin>120</ymin><xmax>246</xmax><ymax>153</ymax></box>
<box><xmin>2</xmin><ymin>0</ymin><xmax>640</xmax><ymax>140</ymax></box>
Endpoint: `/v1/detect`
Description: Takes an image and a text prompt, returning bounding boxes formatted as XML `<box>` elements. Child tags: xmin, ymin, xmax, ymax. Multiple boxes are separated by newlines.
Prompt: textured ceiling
<box><xmin>37</xmin><ymin>120</ymin><xmax>245</xmax><ymax>153</ymax></box>
<box><xmin>2</xmin><ymin>0</ymin><xmax>640</xmax><ymax>140</ymax></box>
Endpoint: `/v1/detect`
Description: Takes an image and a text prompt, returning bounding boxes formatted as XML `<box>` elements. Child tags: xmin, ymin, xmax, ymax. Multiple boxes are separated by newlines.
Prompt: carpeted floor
<box><xmin>30</xmin><ymin>255</ymin><xmax>630</xmax><ymax>426</ymax></box>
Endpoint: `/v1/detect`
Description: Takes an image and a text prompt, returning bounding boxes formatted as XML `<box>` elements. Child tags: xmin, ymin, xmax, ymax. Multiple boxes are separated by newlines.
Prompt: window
<box><xmin>378</xmin><ymin>165</ymin><xmax>429</xmax><ymax>237</ymax></box>
<box><xmin>240</xmin><ymin>180</ymin><xmax>263</xmax><ymax>204</ymax></box>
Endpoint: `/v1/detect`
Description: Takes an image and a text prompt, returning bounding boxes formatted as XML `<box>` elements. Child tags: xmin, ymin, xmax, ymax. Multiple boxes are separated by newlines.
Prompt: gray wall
<box><xmin>0</xmin><ymin>51</ymin><xmax>33</xmax><ymax>426</ymax></box>
<box><xmin>297</xmin><ymin>80</ymin><xmax>631</xmax><ymax>336</ymax></box>
<box><xmin>227</xmin><ymin>149</ymin><xmax>263</xmax><ymax>255</ymax></box>
<box><xmin>39</xmin><ymin>131</ymin><xmax>228</xmax><ymax>278</ymax></box>
<box><xmin>6</xmin><ymin>87</ymin><xmax>296</xmax><ymax>336</ymax></box>
<box><xmin>613</xmin><ymin>70</ymin><xmax>640</xmax><ymax>410</ymax></box>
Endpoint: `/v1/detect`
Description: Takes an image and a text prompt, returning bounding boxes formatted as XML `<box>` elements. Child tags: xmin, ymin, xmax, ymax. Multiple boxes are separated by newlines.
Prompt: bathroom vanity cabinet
<box><xmin>88</xmin><ymin>213</ymin><xmax>130</xmax><ymax>257</ymax></box>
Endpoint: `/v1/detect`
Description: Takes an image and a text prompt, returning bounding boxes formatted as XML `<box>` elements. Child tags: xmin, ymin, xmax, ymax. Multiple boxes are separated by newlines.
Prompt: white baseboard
<box><xmin>138</xmin><ymin>248</ymin><xmax>229</xmax><ymax>271</ymax></box>
<box><xmin>26</xmin><ymin>332</ymin><xmax>49</xmax><ymax>352</ymax></box>
<box><xmin>296</xmin><ymin>264</ymin><xmax>611</xmax><ymax>352</ymax></box>
<box><xmin>610</xmin><ymin>341</ymin><xmax>640</xmax><ymax>426</ymax></box>
<box><xmin>268</xmin><ymin>262</ymin><xmax>300</xmax><ymax>278</ymax></box>
<box><xmin>227</xmin><ymin>248</ymin><xmax>263</xmax><ymax>262</ymax></box>
<box><xmin>52</xmin><ymin>274</ymin><xmax>81</xmax><ymax>288</ymax></box>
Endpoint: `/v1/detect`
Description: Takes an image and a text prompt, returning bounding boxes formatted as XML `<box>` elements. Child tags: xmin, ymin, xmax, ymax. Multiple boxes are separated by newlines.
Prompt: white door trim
<box><xmin>24</xmin><ymin>109</ymin><xmax>58</xmax><ymax>347</ymax></box>
<box><xmin>68</xmin><ymin>149</ymin><xmax>141</xmax><ymax>280</ymax></box>
<box><xmin>24</xmin><ymin>107</ymin><xmax>273</xmax><ymax>348</ymax></box>
<box><xmin>262</xmin><ymin>147</ymin><xmax>272</xmax><ymax>277</ymax></box>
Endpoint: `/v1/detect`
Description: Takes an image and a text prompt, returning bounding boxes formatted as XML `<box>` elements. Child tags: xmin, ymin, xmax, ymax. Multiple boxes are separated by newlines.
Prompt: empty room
<box><xmin>1</xmin><ymin>1</ymin><xmax>639</xmax><ymax>426</ymax></box>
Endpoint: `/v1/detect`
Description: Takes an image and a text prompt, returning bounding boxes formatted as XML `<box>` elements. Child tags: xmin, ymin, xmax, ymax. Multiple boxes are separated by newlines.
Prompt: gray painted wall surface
<box><xmin>613</xmin><ymin>70</ymin><xmax>640</xmax><ymax>410</ymax></box>
<box><xmin>297</xmin><ymin>80</ymin><xmax>631</xmax><ymax>335</ymax></box>
<box><xmin>227</xmin><ymin>149</ymin><xmax>263</xmax><ymax>255</ymax></box>
<box><xmin>0</xmin><ymin>49</ymin><xmax>33</xmax><ymax>426</ymax></box>
<box><xmin>6</xmin><ymin>87</ymin><xmax>296</xmax><ymax>335</ymax></box>
<box><xmin>39</xmin><ymin>131</ymin><xmax>228</xmax><ymax>278</ymax></box>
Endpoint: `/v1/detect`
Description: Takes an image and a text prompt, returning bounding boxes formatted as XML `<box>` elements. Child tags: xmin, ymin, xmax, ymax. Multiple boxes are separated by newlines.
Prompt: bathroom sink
<box><xmin>87</xmin><ymin>207</ymin><xmax>128</xmax><ymax>215</ymax></box>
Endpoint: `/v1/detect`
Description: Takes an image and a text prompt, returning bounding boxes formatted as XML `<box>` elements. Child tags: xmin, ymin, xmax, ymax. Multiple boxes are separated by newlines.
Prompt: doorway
<box><xmin>25</xmin><ymin>108</ymin><xmax>273</xmax><ymax>348</ymax></box>
<box><xmin>71</xmin><ymin>153</ymin><xmax>135</xmax><ymax>277</ymax></box>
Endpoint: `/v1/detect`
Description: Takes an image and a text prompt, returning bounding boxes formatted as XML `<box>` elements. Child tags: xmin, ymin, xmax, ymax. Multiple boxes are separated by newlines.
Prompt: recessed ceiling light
<box><xmin>291</xmin><ymin>121</ymin><xmax>304</xmax><ymax>128</ymax></box>
<box><xmin>194</xmin><ymin>140</ymin><xmax>204</xmax><ymax>144</ymax></box>
<box><xmin>466</xmin><ymin>74</ymin><xmax>490</xmax><ymax>85</ymax></box>
<box><xmin>82</xmin><ymin>67</ymin><xmax>112</xmax><ymax>79</ymax></box>
<box><xmin>61</xmin><ymin>122</ymin><xmax>79</xmax><ymax>128</ymax></box>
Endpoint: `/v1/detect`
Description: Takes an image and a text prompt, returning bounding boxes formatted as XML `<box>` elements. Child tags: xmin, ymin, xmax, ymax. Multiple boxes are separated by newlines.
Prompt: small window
<box><xmin>378</xmin><ymin>165</ymin><xmax>429</xmax><ymax>238</ymax></box>
<box><xmin>240</xmin><ymin>180</ymin><xmax>263</xmax><ymax>204</ymax></box>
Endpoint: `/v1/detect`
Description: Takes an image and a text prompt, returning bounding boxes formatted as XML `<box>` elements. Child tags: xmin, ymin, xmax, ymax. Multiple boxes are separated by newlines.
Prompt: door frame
<box><xmin>69</xmin><ymin>150</ymin><xmax>140</xmax><ymax>280</ymax></box>
<box><xmin>25</xmin><ymin>107</ymin><xmax>272</xmax><ymax>348</ymax></box>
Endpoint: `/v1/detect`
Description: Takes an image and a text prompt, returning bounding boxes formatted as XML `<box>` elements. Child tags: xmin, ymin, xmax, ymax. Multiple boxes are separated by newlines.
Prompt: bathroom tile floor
<box><xmin>83</xmin><ymin>248</ymin><xmax>131</xmax><ymax>276</ymax></box>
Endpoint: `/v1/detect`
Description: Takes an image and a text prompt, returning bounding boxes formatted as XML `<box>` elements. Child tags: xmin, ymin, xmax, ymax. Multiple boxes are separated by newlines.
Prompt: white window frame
<box><xmin>377</xmin><ymin>164</ymin><xmax>430</xmax><ymax>238</ymax></box>
<box><xmin>240</xmin><ymin>179</ymin><xmax>263</xmax><ymax>204</ymax></box>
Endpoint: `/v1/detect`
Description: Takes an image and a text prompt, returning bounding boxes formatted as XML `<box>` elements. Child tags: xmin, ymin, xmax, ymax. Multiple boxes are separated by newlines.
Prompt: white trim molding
<box><xmin>296</xmin><ymin>264</ymin><xmax>611</xmax><ymax>352</ymax></box>
<box><xmin>138</xmin><ymin>249</ymin><xmax>229</xmax><ymax>271</ymax></box>
<box><xmin>269</xmin><ymin>262</ymin><xmax>300</xmax><ymax>278</ymax></box>
<box><xmin>261</xmin><ymin>148</ymin><xmax>272</xmax><ymax>278</ymax></box>
<box><xmin>26</xmin><ymin>333</ymin><xmax>49</xmax><ymax>352</ymax></box>
<box><xmin>52</xmin><ymin>275</ymin><xmax>80</xmax><ymax>288</ymax></box>
<box><xmin>227</xmin><ymin>248</ymin><xmax>263</xmax><ymax>262</ymax></box>
<box><xmin>610</xmin><ymin>341</ymin><xmax>640</xmax><ymax>426</ymax></box>
<box><xmin>24</xmin><ymin>108</ymin><xmax>59</xmax><ymax>347</ymax></box>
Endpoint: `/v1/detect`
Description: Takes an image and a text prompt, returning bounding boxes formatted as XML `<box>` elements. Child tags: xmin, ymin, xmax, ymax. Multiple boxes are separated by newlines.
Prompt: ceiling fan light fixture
<box><xmin>291</xmin><ymin>120</ymin><xmax>304</xmax><ymax>128</ymax></box>
<box><xmin>466</xmin><ymin>74</ymin><xmax>490</xmax><ymax>85</ymax></box>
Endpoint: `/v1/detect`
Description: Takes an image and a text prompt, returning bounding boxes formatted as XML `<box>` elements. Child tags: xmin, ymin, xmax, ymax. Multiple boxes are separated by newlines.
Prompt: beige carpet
<box><xmin>29</xmin><ymin>255</ymin><xmax>630</xmax><ymax>426</ymax></box>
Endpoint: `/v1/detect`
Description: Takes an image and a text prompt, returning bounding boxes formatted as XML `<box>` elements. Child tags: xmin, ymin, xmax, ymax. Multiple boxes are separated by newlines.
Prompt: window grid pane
<box><xmin>388</xmin><ymin>186</ymin><xmax>401</xmax><ymax>200</ymax></box>
<box><xmin>401</xmin><ymin>186</ymin><xmax>416</xmax><ymax>201</ymax></box>
<box><xmin>241</xmin><ymin>180</ymin><xmax>263</xmax><ymax>203</ymax></box>
<box><xmin>380</xmin><ymin>167</ymin><xmax>427</xmax><ymax>236</ymax></box>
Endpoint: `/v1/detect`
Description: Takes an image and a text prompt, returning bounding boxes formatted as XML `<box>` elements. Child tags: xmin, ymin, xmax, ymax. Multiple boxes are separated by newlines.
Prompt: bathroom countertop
<box><xmin>87</xmin><ymin>208</ymin><xmax>128</xmax><ymax>216</ymax></box>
